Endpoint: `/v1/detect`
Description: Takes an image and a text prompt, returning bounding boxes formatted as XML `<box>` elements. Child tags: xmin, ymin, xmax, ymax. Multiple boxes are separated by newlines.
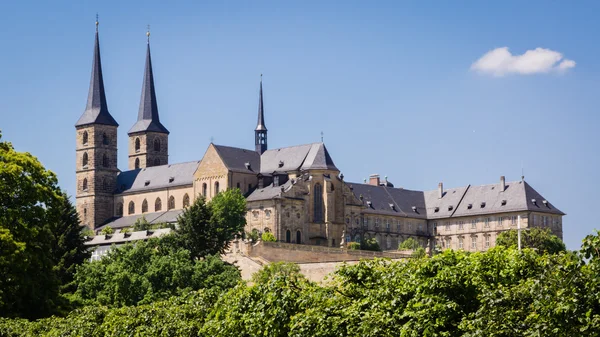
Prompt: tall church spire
<box><xmin>128</xmin><ymin>30</ymin><xmax>169</xmax><ymax>135</ymax></box>
<box><xmin>255</xmin><ymin>74</ymin><xmax>268</xmax><ymax>154</ymax></box>
<box><xmin>76</xmin><ymin>18</ymin><xmax>118</xmax><ymax>127</ymax></box>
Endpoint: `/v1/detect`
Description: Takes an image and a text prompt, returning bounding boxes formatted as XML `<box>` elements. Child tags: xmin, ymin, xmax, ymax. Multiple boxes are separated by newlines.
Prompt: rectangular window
<box><xmin>363</xmin><ymin>217</ymin><xmax>368</xmax><ymax>227</ymax></box>
<box><xmin>471</xmin><ymin>236</ymin><xmax>477</xmax><ymax>250</ymax></box>
<box><xmin>485</xmin><ymin>235</ymin><xmax>490</xmax><ymax>248</ymax></box>
<box><xmin>408</xmin><ymin>222</ymin><xmax>413</xmax><ymax>231</ymax></box>
<box><xmin>459</xmin><ymin>237</ymin><xmax>464</xmax><ymax>249</ymax></box>
<box><xmin>511</xmin><ymin>216</ymin><xmax>517</xmax><ymax>226</ymax></box>
<box><xmin>386</xmin><ymin>220</ymin><xmax>390</xmax><ymax>230</ymax></box>
<box><xmin>397</xmin><ymin>221</ymin><xmax>401</xmax><ymax>232</ymax></box>
<box><xmin>458</xmin><ymin>221</ymin><xmax>464</xmax><ymax>230</ymax></box>
<box><xmin>484</xmin><ymin>218</ymin><xmax>490</xmax><ymax>228</ymax></box>
<box><xmin>433</xmin><ymin>222</ymin><xmax>437</xmax><ymax>235</ymax></box>
<box><xmin>445</xmin><ymin>222</ymin><xmax>450</xmax><ymax>231</ymax></box>
<box><xmin>418</xmin><ymin>223</ymin><xmax>423</xmax><ymax>231</ymax></box>
<box><xmin>471</xmin><ymin>220</ymin><xmax>477</xmax><ymax>229</ymax></box>
<box><xmin>375</xmin><ymin>218</ymin><xmax>379</xmax><ymax>227</ymax></box>
<box><xmin>446</xmin><ymin>238</ymin><xmax>451</xmax><ymax>249</ymax></box>
<box><xmin>497</xmin><ymin>217</ymin><xmax>503</xmax><ymax>227</ymax></box>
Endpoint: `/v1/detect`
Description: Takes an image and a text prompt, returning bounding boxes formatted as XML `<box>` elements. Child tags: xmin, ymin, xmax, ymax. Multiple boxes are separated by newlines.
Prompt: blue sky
<box><xmin>1</xmin><ymin>1</ymin><xmax>598</xmax><ymax>249</ymax></box>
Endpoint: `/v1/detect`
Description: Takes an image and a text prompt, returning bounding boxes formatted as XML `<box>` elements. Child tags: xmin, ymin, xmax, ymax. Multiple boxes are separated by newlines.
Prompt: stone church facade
<box><xmin>76</xmin><ymin>23</ymin><xmax>565</xmax><ymax>253</ymax></box>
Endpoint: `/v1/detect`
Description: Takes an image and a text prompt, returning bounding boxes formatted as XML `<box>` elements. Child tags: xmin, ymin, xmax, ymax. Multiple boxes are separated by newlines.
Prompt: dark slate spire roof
<box><xmin>75</xmin><ymin>23</ymin><xmax>119</xmax><ymax>127</ymax></box>
<box><xmin>255</xmin><ymin>76</ymin><xmax>267</xmax><ymax>131</ymax></box>
<box><xmin>128</xmin><ymin>41</ymin><xmax>169</xmax><ymax>135</ymax></box>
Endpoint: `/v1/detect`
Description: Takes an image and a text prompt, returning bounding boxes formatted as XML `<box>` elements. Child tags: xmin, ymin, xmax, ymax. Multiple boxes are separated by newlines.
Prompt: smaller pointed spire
<box><xmin>128</xmin><ymin>30</ymin><xmax>169</xmax><ymax>135</ymax></box>
<box><xmin>76</xmin><ymin>17</ymin><xmax>118</xmax><ymax>127</ymax></box>
<box><xmin>255</xmin><ymin>74</ymin><xmax>267</xmax><ymax>131</ymax></box>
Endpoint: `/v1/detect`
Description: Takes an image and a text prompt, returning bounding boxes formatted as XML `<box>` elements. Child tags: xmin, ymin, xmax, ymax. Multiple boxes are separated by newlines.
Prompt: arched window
<box><xmin>296</xmin><ymin>230</ymin><xmax>302</xmax><ymax>244</ymax></box>
<box><xmin>102</xmin><ymin>133</ymin><xmax>109</xmax><ymax>145</ymax></box>
<box><xmin>102</xmin><ymin>154</ymin><xmax>109</xmax><ymax>167</ymax></box>
<box><xmin>214</xmin><ymin>181</ymin><xmax>220</xmax><ymax>195</ymax></box>
<box><xmin>135</xmin><ymin>138</ymin><xmax>141</xmax><ymax>152</ymax></box>
<box><xmin>286</xmin><ymin>230</ymin><xmax>291</xmax><ymax>243</ymax></box>
<box><xmin>142</xmin><ymin>199</ymin><xmax>148</xmax><ymax>213</ymax></box>
<box><xmin>83</xmin><ymin>207</ymin><xmax>87</xmax><ymax>220</ymax></box>
<box><xmin>154</xmin><ymin>158</ymin><xmax>160</xmax><ymax>166</ymax></box>
<box><xmin>102</xmin><ymin>178</ymin><xmax>109</xmax><ymax>192</ymax></box>
<box><xmin>82</xmin><ymin>152</ymin><xmax>88</xmax><ymax>167</ymax></box>
<box><xmin>183</xmin><ymin>194</ymin><xmax>190</xmax><ymax>207</ymax></box>
<box><xmin>168</xmin><ymin>196</ymin><xmax>175</xmax><ymax>210</ymax></box>
<box><xmin>135</xmin><ymin>158</ymin><xmax>140</xmax><ymax>169</ymax></box>
<box><xmin>82</xmin><ymin>131</ymin><xmax>88</xmax><ymax>145</ymax></box>
<box><xmin>202</xmin><ymin>183</ymin><xmax>207</xmax><ymax>197</ymax></box>
<box><xmin>154</xmin><ymin>138</ymin><xmax>161</xmax><ymax>152</ymax></box>
<box><xmin>155</xmin><ymin>198</ymin><xmax>162</xmax><ymax>212</ymax></box>
<box><xmin>117</xmin><ymin>203</ymin><xmax>123</xmax><ymax>216</ymax></box>
<box><xmin>128</xmin><ymin>201</ymin><xmax>135</xmax><ymax>215</ymax></box>
<box><xmin>82</xmin><ymin>178</ymin><xmax>88</xmax><ymax>191</ymax></box>
<box><xmin>313</xmin><ymin>183</ymin><xmax>324</xmax><ymax>222</ymax></box>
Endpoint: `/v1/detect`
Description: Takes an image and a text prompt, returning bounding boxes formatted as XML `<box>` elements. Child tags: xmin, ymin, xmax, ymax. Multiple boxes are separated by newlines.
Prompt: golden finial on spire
<box><xmin>146</xmin><ymin>24</ymin><xmax>150</xmax><ymax>43</ymax></box>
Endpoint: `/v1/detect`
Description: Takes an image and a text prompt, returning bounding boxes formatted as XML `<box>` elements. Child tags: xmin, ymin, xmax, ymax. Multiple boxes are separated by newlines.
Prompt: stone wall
<box><xmin>128</xmin><ymin>132</ymin><xmax>169</xmax><ymax>170</ymax></box>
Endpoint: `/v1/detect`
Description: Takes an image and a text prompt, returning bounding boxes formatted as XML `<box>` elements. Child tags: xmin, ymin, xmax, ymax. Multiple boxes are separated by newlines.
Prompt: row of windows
<box><xmin>348</xmin><ymin>234</ymin><xmax>427</xmax><ymax>250</ymax></box>
<box><xmin>80</xmin><ymin>177</ymin><xmax>112</xmax><ymax>192</ymax></box>
<box><xmin>82</xmin><ymin>131</ymin><xmax>110</xmax><ymax>146</ymax></box>
<box><xmin>439</xmin><ymin>235</ymin><xmax>493</xmax><ymax>250</ymax></box>
<box><xmin>133</xmin><ymin>157</ymin><xmax>162</xmax><ymax>169</ymax></box>
<box><xmin>116</xmin><ymin>194</ymin><xmax>190</xmax><ymax>216</ymax></box>
<box><xmin>201</xmin><ymin>182</ymin><xmax>219</xmax><ymax>197</ymax></box>
<box><xmin>81</xmin><ymin>152</ymin><xmax>112</xmax><ymax>168</ymax></box>
<box><xmin>435</xmin><ymin>216</ymin><xmax>519</xmax><ymax>232</ymax></box>
<box><xmin>134</xmin><ymin>137</ymin><xmax>162</xmax><ymax>153</ymax></box>
<box><xmin>346</xmin><ymin>216</ymin><xmax>426</xmax><ymax>233</ymax></box>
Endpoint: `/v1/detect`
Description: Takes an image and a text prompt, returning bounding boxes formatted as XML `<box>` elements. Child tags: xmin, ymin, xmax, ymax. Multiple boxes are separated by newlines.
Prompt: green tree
<box><xmin>252</xmin><ymin>262</ymin><xmax>300</xmax><ymax>284</ymax></box>
<box><xmin>0</xmin><ymin>132</ymin><xmax>63</xmax><ymax>318</ymax></box>
<box><xmin>361</xmin><ymin>237</ymin><xmax>381</xmax><ymax>251</ymax></box>
<box><xmin>262</xmin><ymin>231</ymin><xmax>276</xmax><ymax>242</ymax></box>
<box><xmin>133</xmin><ymin>216</ymin><xmax>151</xmax><ymax>231</ymax></box>
<box><xmin>398</xmin><ymin>237</ymin><xmax>421</xmax><ymax>251</ymax></box>
<box><xmin>496</xmin><ymin>227</ymin><xmax>566</xmax><ymax>254</ymax></box>
<box><xmin>99</xmin><ymin>226</ymin><xmax>113</xmax><ymax>235</ymax></box>
<box><xmin>72</xmin><ymin>237</ymin><xmax>240</xmax><ymax>307</ymax></box>
<box><xmin>347</xmin><ymin>242</ymin><xmax>361</xmax><ymax>250</ymax></box>
<box><xmin>176</xmin><ymin>189</ymin><xmax>246</xmax><ymax>259</ymax></box>
<box><xmin>246</xmin><ymin>228</ymin><xmax>260</xmax><ymax>242</ymax></box>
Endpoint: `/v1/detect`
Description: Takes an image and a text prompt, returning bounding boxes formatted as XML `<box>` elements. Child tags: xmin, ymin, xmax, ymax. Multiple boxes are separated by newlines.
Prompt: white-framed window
<box><xmin>386</xmin><ymin>219</ymin><xmax>390</xmax><ymax>230</ymax></box>
<box><xmin>458</xmin><ymin>221</ymin><xmax>464</xmax><ymax>230</ymax></box>
<box><xmin>484</xmin><ymin>218</ymin><xmax>490</xmax><ymax>228</ymax></box>
<box><xmin>511</xmin><ymin>216</ymin><xmax>517</xmax><ymax>226</ymax></box>
<box><xmin>446</xmin><ymin>237</ymin><xmax>451</xmax><ymax>249</ymax></box>
<box><xmin>485</xmin><ymin>235</ymin><xmax>490</xmax><ymax>248</ymax></box>
<box><xmin>363</xmin><ymin>217</ymin><xmax>368</xmax><ymax>227</ymax></box>
<box><xmin>418</xmin><ymin>223</ymin><xmax>423</xmax><ymax>231</ymax></box>
<box><xmin>408</xmin><ymin>222</ymin><xmax>413</xmax><ymax>231</ymax></box>
<box><xmin>375</xmin><ymin>218</ymin><xmax>380</xmax><ymax>228</ymax></box>
<box><xmin>459</xmin><ymin>237</ymin><xmax>464</xmax><ymax>249</ymax></box>
<box><xmin>471</xmin><ymin>236</ymin><xmax>477</xmax><ymax>250</ymax></box>
<box><xmin>497</xmin><ymin>217</ymin><xmax>503</xmax><ymax>227</ymax></box>
<box><xmin>471</xmin><ymin>219</ymin><xmax>477</xmax><ymax>229</ymax></box>
<box><xmin>445</xmin><ymin>222</ymin><xmax>450</xmax><ymax>231</ymax></box>
<box><xmin>433</xmin><ymin>222</ymin><xmax>438</xmax><ymax>235</ymax></box>
<box><xmin>397</xmin><ymin>221</ymin><xmax>401</xmax><ymax>232</ymax></box>
<box><xmin>265</xmin><ymin>210</ymin><xmax>271</xmax><ymax>219</ymax></box>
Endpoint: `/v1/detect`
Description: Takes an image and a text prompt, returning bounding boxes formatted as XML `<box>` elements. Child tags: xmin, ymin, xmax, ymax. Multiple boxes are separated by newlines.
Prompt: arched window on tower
<box><xmin>183</xmin><ymin>194</ymin><xmax>190</xmax><ymax>208</ymax></box>
<box><xmin>82</xmin><ymin>152</ymin><xmax>88</xmax><ymax>167</ymax></box>
<box><xmin>202</xmin><ymin>183</ymin><xmax>207</xmax><ymax>197</ymax></box>
<box><xmin>154</xmin><ymin>158</ymin><xmax>160</xmax><ymax>166</ymax></box>
<box><xmin>82</xmin><ymin>178</ymin><xmax>88</xmax><ymax>191</ymax></box>
<box><xmin>102</xmin><ymin>133</ymin><xmax>109</xmax><ymax>145</ymax></box>
<box><xmin>82</xmin><ymin>131</ymin><xmax>88</xmax><ymax>145</ymax></box>
<box><xmin>102</xmin><ymin>154</ymin><xmax>109</xmax><ymax>167</ymax></box>
<box><xmin>296</xmin><ymin>230</ymin><xmax>302</xmax><ymax>244</ymax></box>
<box><xmin>135</xmin><ymin>158</ymin><xmax>140</xmax><ymax>169</ymax></box>
<box><xmin>155</xmin><ymin>198</ymin><xmax>162</xmax><ymax>212</ymax></box>
<box><xmin>313</xmin><ymin>183</ymin><xmax>324</xmax><ymax>222</ymax></box>
<box><xmin>286</xmin><ymin>230</ymin><xmax>291</xmax><ymax>243</ymax></box>
<box><xmin>142</xmin><ymin>199</ymin><xmax>148</xmax><ymax>213</ymax></box>
<box><xmin>102</xmin><ymin>178</ymin><xmax>109</xmax><ymax>192</ymax></box>
<box><xmin>128</xmin><ymin>201</ymin><xmax>135</xmax><ymax>215</ymax></box>
<box><xmin>117</xmin><ymin>203</ymin><xmax>123</xmax><ymax>216</ymax></box>
<box><xmin>135</xmin><ymin>138</ymin><xmax>141</xmax><ymax>153</ymax></box>
<box><xmin>154</xmin><ymin>138</ymin><xmax>161</xmax><ymax>152</ymax></box>
<box><xmin>168</xmin><ymin>196</ymin><xmax>175</xmax><ymax>210</ymax></box>
<box><xmin>214</xmin><ymin>181</ymin><xmax>220</xmax><ymax>195</ymax></box>
<box><xmin>83</xmin><ymin>207</ymin><xmax>87</xmax><ymax>221</ymax></box>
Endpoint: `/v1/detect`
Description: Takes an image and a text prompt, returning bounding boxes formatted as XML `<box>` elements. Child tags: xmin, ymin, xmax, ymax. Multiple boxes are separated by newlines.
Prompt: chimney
<box><xmin>438</xmin><ymin>182</ymin><xmax>443</xmax><ymax>198</ymax></box>
<box><xmin>500</xmin><ymin>176</ymin><xmax>506</xmax><ymax>192</ymax></box>
<box><xmin>369</xmin><ymin>174</ymin><xmax>380</xmax><ymax>186</ymax></box>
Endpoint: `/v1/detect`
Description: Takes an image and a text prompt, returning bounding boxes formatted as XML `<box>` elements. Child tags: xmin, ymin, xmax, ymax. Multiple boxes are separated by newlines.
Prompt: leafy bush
<box><xmin>347</xmin><ymin>242</ymin><xmax>361</xmax><ymax>250</ymax></box>
<box><xmin>261</xmin><ymin>231</ymin><xmax>276</xmax><ymax>242</ymax></box>
<box><xmin>496</xmin><ymin>227</ymin><xmax>566</xmax><ymax>254</ymax></box>
<box><xmin>133</xmin><ymin>216</ymin><xmax>151</xmax><ymax>231</ymax></box>
<box><xmin>246</xmin><ymin>228</ymin><xmax>260</xmax><ymax>242</ymax></box>
<box><xmin>99</xmin><ymin>226</ymin><xmax>113</xmax><ymax>235</ymax></box>
<box><xmin>398</xmin><ymin>237</ymin><xmax>421</xmax><ymax>251</ymax></box>
<box><xmin>361</xmin><ymin>237</ymin><xmax>381</xmax><ymax>251</ymax></box>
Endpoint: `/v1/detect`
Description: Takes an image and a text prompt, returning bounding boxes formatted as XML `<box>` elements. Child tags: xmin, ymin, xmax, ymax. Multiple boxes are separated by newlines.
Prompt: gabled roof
<box><xmin>348</xmin><ymin>183</ymin><xmax>427</xmax><ymax>219</ymax></box>
<box><xmin>260</xmin><ymin>142</ymin><xmax>338</xmax><ymax>174</ymax></box>
<box><xmin>116</xmin><ymin>161</ymin><xmax>199</xmax><ymax>194</ymax></box>
<box><xmin>75</xmin><ymin>27</ymin><xmax>119</xmax><ymax>127</ymax></box>
<box><xmin>213</xmin><ymin>144</ymin><xmax>261</xmax><ymax>174</ymax></box>
<box><xmin>128</xmin><ymin>43</ymin><xmax>169</xmax><ymax>135</ymax></box>
<box><xmin>247</xmin><ymin>180</ymin><xmax>294</xmax><ymax>202</ymax></box>
<box><xmin>85</xmin><ymin>228</ymin><xmax>172</xmax><ymax>246</ymax></box>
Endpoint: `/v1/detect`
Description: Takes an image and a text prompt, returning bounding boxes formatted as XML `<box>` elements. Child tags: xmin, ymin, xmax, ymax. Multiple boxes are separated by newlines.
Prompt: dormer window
<box><xmin>366</xmin><ymin>201</ymin><xmax>372</xmax><ymax>208</ymax></box>
<box><xmin>501</xmin><ymin>199</ymin><xmax>507</xmax><ymax>206</ymax></box>
<box><xmin>411</xmin><ymin>206</ymin><xmax>417</xmax><ymax>212</ymax></box>
<box><xmin>434</xmin><ymin>207</ymin><xmax>439</xmax><ymax>213</ymax></box>
<box><xmin>542</xmin><ymin>200</ymin><xmax>549</xmax><ymax>208</ymax></box>
<box><xmin>144</xmin><ymin>180</ymin><xmax>150</xmax><ymax>186</ymax></box>
<box><xmin>169</xmin><ymin>177</ymin><xmax>175</xmax><ymax>183</ymax></box>
<box><xmin>245</xmin><ymin>162</ymin><xmax>251</xmax><ymax>170</ymax></box>
<box><xmin>467</xmin><ymin>203</ymin><xmax>473</xmax><ymax>209</ymax></box>
<box><xmin>389</xmin><ymin>203</ymin><xmax>396</xmax><ymax>211</ymax></box>
<box><xmin>531</xmin><ymin>199</ymin><xmax>537</xmax><ymax>205</ymax></box>
<box><xmin>278</xmin><ymin>160</ymin><xmax>284</xmax><ymax>168</ymax></box>
<box><xmin>480</xmin><ymin>202</ymin><xmax>486</xmax><ymax>208</ymax></box>
<box><xmin>448</xmin><ymin>205</ymin><xmax>453</xmax><ymax>211</ymax></box>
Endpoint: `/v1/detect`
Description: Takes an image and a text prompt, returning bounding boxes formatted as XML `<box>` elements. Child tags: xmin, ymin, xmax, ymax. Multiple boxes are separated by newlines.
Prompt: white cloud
<box><xmin>471</xmin><ymin>47</ymin><xmax>575</xmax><ymax>76</ymax></box>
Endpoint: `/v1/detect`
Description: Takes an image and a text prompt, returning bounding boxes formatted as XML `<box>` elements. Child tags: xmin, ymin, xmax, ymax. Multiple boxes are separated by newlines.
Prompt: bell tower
<box><xmin>255</xmin><ymin>75</ymin><xmax>268</xmax><ymax>154</ymax></box>
<box><xmin>128</xmin><ymin>29</ymin><xmax>169</xmax><ymax>170</ymax></box>
<box><xmin>75</xmin><ymin>19</ymin><xmax>119</xmax><ymax>230</ymax></box>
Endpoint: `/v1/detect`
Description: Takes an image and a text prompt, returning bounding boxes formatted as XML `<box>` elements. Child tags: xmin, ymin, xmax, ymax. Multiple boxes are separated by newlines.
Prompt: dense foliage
<box><xmin>496</xmin><ymin>227</ymin><xmax>566</xmax><ymax>254</ymax></box>
<box><xmin>176</xmin><ymin>189</ymin><xmax>246</xmax><ymax>259</ymax></box>
<box><xmin>71</xmin><ymin>238</ymin><xmax>240</xmax><ymax>307</ymax></box>
<box><xmin>6</xmin><ymin>231</ymin><xmax>600</xmax><ymax>336</ymax></box>
<box><xmin>0</xmin><ymin>132</ymin><xmax>89</xmax><ymax>318</ymax></box>
<box><xmin>261</xmin><ymin>231</ymin><xmax>277</xmax><ymax>242</ymax></box>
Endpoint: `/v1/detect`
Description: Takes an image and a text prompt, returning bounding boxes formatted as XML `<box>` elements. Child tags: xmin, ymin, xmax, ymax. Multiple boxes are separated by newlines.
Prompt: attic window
<box><xmin>531</xmin><ymin>199</ymin><xmax>537</xmax><ymax>205</ymax></box>
<box><xmin>501</xmin><ymin>199</ymin><xmax>507</xmax><ymax>206</ymax></box>
<box><xmin>543</xmin><ymin>200</ymin><xmax>550</xmax><ymax>208</ymax></box>
<box><xmin>491</xmin><ymin>186</ymin><xmax>495</xmax><ymax>190</ymax></box>
<box><xmin>480</xmin><ymin>202</ymin><xmax>486</xmax><ymax>208</ymax></box>
<box><xmin>434</xmin><ymin>207</ymin><xmax>439</xmax><ymax>213</ymax></box>
<box><xmin>144</xmin><ymin>180</ymin><xmax>150</xmax><ymax>186</ymax></box>
<box><xmin>448</xmin><ymin>205</ymin><xmax>453</xmax><ymax>211</ymax></box>
<box><xmin>245</xmin><ymin>162</ymin><xmax>251</xmax><ymax>170</ymax></box>
<box><xmin>169</xmin><ymin>177</ymin><xmax>175</xmax><ymax>183</ymax></box>
<box><xmin>389</xmin><ymin>203</ymin><xmax>396</xmax><ymax>211</ymax></box>
<box><xmin>366</xmin><ymin>201</ymin><xmax>372</xmax><ymax>208</ymax></box>
<box><xmin>278</xmin><ymin>161</ymin><xmax>284</xmax><ymax>168</ymax></box>
<box><xmin>411</xmin><ymin>206</ymin><xmax>417</xmax><ymax>212</ymax></box>
<box><xmin>467</xmin><ymin>203</ymin><xmax>473</xmax><ymax>209</ymax></box>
